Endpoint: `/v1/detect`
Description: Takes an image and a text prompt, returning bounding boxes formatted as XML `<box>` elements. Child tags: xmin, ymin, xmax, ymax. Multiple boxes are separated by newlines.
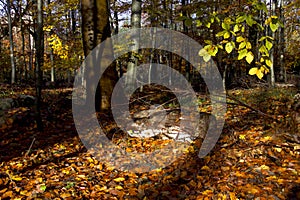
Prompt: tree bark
<box><xmin>7</xmin><ymin>0</ymin><xmax>16</xmax><ymax>84</ymax></box>
<box><xmin>81</xmin><ymin>0</ymin><xmax>118</xmax><ymax>112</ymax></box>
<box><xmin>126</xmin><ymin>0</ymin><xmax>141</xmax><ymax>91</ymax></box>
<box><xmin>35</xmin><ymin>0</ymin><xmax>44</xmax><ymax>131</ymax></box>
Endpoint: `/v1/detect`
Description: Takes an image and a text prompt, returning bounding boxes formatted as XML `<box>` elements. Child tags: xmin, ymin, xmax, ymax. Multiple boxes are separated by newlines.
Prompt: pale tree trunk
<box><xmin>148</xmin><ymin>28</ymin><xmax>157</xmax><ymax>85</ymax></box>
<box><xmin>21</xmin><ymin>26</ymin><xmax>27</xmax><ymax>81</ymax></box>
<box><xmin>50</xmin><ymin>49</ymin><xmax>55</xmax><ymax>82</ymax></box>
<box><xmin>279</xmin><ymin>0</ymin><xmax>285</xmax><ymax>82</ymax></box>
<box><xmin>47</xmin><ymin>0</ymin><xmax>55</xmax><ymax>83</ymax></box>
<box><xmin>268</xmin><ymin>0</ymin><xmax>276</xmax><ymax>87</ymax></box>
<box><xmin>7</xmin><ymin>0</ymin><xmax>16</xmax><ymax>84</ymax></box>
<box><xmin>126</xmin><ymin>0</ymin><xmax>141</xmax><ymax>92</ymax></box>
<box><xmin>35</xmin><ymin>0</ymin><xmax>44</xmax><ymax>131</ymax></box>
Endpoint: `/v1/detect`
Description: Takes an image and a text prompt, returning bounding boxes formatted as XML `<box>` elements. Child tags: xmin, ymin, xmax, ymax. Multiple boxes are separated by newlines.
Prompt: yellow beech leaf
<box><xmin>239</xmin><ymin>134</ymin><xmax>246</xmax><ymax>140</ymax></box>
<box><xmin>249</xmin><ymin>67</ymin><xmax>258</xmax><ymax>75</ymax></box>
<box><xmin>256</xmin><ymin>69</ymin><xmax>264</xmax><ymax>79</ymax></box>
<box><xmin>202</xmin><ymin>189</ymin><xmax>213</xmax><ymax>195</ymax></box>
<box><xmin>113</xmin><ymin>177</ymin><xmax>125</xmax><ymax>182</ymax></box>
<box><xmin>87</xmin><ymin>157</ymin><xmax>94</xmax><ymax>163</ymax></box>
<box><xmin>274</xmin><ymin>147</ymin><xmax>282</xmax><ymax>152</ymax></box>
<box><xmin>265</xmin><ymin>59</ymin><xmax>272</xmax><ymax>67</ymax></box>
<box><xmin>115</xmin><ymin>185</ymin><xmax>123</xmax><ymax>190</ymax></box>
<box><xmin>199</xmin><ymin>49</ymin><xmax>211</xmax><ymax>62</ymax></box>
<box><xmin>229</xmin><ymin>192</ymin><xmax>237</xmax><ymax>200</ymax></box>
<box><xmin>246</xmin><ymin>51</ymin><xmax>254</xmax><ymax>64</ymax></box>
<box><xmin>12</xmin><ymin>176</ymin><xmax>22</xmax><ymax>181</ymax></box>
<box><xmin>246</xmin><ymin>41</ymin><xmax>252</xmax><ymax>49</ymax></box>
<box><xmin>201</xmin><ymin>166</ymin><xmax>210</xmax><ymax>170</ymax></box>
<box><xmin>225</xmin><ymin>42</ymin><xmax>234</xmax><ymax>53</ymax></box>
<box><xmin>260</xmin><ymin>165</ymin><xmax>270</xmax><ymax>170</ymax></box>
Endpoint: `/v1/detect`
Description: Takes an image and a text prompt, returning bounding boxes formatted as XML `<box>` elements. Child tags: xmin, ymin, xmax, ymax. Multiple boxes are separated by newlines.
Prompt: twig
<box><xmin>25</xmin><ymin>137</ymin><xmax>36</xmax><ymax>157</ymax></box>
<box><xmin>226</xmin><ymin>92</ymin><xmax>280</xmax><ymax>122</ymax></box>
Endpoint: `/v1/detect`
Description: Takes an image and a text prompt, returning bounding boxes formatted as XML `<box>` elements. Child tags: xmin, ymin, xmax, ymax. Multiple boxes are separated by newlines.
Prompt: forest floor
<box><xmin>0</xmin><ymin>84</ymin><xmax>299</xmax><ymax>200</ymax></box>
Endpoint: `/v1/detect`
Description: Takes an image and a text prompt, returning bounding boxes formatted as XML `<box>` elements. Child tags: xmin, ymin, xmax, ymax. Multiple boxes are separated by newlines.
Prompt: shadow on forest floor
<box><xmin>0</xmin><ymin>85</ymin><xmax>299</xmax><ymax>199</ymax></box>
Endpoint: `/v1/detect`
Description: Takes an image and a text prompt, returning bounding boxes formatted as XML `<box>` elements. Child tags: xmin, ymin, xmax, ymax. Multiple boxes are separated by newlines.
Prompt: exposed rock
<box><xmin>18</xmin><ymin>95</ymin><xmax>35</xmax><ymax>107</ymax></box>
<box><xmin>0</xmin><ymin>98</ymin><xmax>16</xmax><ymax>111</ymax></box>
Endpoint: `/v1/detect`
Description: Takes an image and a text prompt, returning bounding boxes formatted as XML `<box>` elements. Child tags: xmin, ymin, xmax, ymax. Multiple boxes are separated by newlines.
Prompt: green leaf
<box><xmin>216</xmin><ymin>30</ymin><xmax>226</xmax><ymax>37</ymax></box>
<box><xmin>238</xmin><ymin>49</ymin><xmax>248</xmax><ymax>60</ymax></box>
<box><xmin>224</xmin><ymin>17</ymin><xmax>232</xmax><ymax>24</ymax></box>
<box><xmin>222</xmin><ymin>22</ymin><xmax>230</xmax><ymax>30</ymax></box>
<box><xmin>246</xmin><ymin>42</ymin><xmax>252</xmax><ymax>49</ymax></box>
<box><xmin>265</xmin><ymin>40</ymin><xmax>273</xmax><ymax>50</ymax></box>
<box><xmin>236</xmin><ymin>36</ymin><xmax>245</xmax><ymax>43</ymax></box>
<box><xmin>40</xmin><ymin>185</ymin><xmax>47</xmax><ymax>192</ymax></box>
<box><xmin>224</xmin><ymin>31</ymin><xmax>230</xmax><ymax>39</ymax></box>
<box><xmin>233</xmin><ymin>24</ymin><xmax>239</xmax><ymax>32</ymax></box>
<box><xmin>184</xmin><ymin>18</ymin><xmax>193</xmax><ymax>27</ymax></box>
<box><xmin>195</xmin><ymin>20</ymin><xmax>202</xmax><ymax>27</ymax></box>
<box><xmin>246</xmin><ymin>15</ymin><xmax>256</xmax><ymax>26</ymax></box>
<box><xmin>177</xmin><ymin>16</ymin><xmax>187</xmax><ymax>21</ymax></box>
<box><xmin>255</xmin><ymin>2</ymin><xmax>267</xmax><ymax>12</ymax></box>
<box><xmin>259</xmin><ymin>45</ymin><xmax>268</xmax><ymax>55</ymax></box>
<box><xmin>270</xmin><ymin>23</ymin><xmax>279</xmax><ymax>32</ymax></box>
<box><xmin>249</xmin><ymin>67</ymin><xmax>258</xmax><ymax>75</ymax></box>
<box><xmin>258</xmin><ymin>36</ymin><xmax>266</xmax><ymax>42</ymax></box>
<box><xmin>206</xmin><ymin>22</ymin><xmax>211</xmax><ymax>28</ymax></box>
<box><xmin>238</xmin><ymin>41</ymin><xmax>246</xmax><ymax>50</ymax></box>
<box><xmin>236</xmin><ymin>15</ymin><xmax>246</xmax><ymax>23</ymax></box>
<box><xmin>241</xmin><ymin>26</ymin><xmax>245</xmax><ymax>32</ymax></box>
<box><xmin>257</xmin><ymin>23</ymin><xmax>264</xmax><ymax>31</ymax></box>
<box><xmin>207</xmin><ymin>45</ymin><xmax>218</xmax><ymax>56</ymax></box>
<box><xmin>230</xmin><ymin>31</ymin><xmax>236</xmax><ymax>36</ymax></box>
<box><xmin>246</xmin><ymin>51</ymin><xmax>254</xmax><ymax>64</ymax></box>
<box><xmin>199</xmin><ymin>49</ymin><xmax>211</xmax><ymax>62</ymax></box>
<box><xmin>204</xmin><ymin>40</ymin><xmax>212</xmax><ymax>45</ymax></box>
<box><xmin>225</xmin><ymin>42</ymin><xmax>234</xmax><ymax>53</ymax></box>
<box><xmin>217</xmin><ymin>44</ymin><xmax>224</xmax><ymax>49</ymax></box>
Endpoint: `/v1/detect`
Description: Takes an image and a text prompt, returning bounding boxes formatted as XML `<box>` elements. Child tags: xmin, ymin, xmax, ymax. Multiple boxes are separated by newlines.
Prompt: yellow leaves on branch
<box><xmin>249</xmin><ymin>67</ymin><xmax>263</xmax><ymax>79</ymax></box>
<box><xmin>47</xmin><ymin>34</ymin><xmax>69</xmax><ymax>59</ymax></box>
<box><xmin>249</xmin><ymin>66</ymin><xmax>268</xmax><ymax>79</ymax></box>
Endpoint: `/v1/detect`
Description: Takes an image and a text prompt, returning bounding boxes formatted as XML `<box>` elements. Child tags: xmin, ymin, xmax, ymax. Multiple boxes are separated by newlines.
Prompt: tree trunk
<box><xmin>7</xmin><ymin>0</ymin><xmax>16</xmax><ymax>84</ymax></box>
<box><xmin>126</xmin><ymin>0</ymin><xmax>141</xmax><ymax>92</ymax></box>
<box><xmin>279</xmin><ymin>0</ymin><xmax>285</xmax><ymax>82</ymax></box>
<box><xmin>81</xmin><ymin>0</ymin><xmax>118</xmax><ymax>112</ymax></box>
<box><xmin>28</xmin><ymin>31</ymin><xmax>33</xmax><ymax>79</ymax></box>
<box><xmin>35</xmin><ymin>0</ymin><xmax>44</xmax><ymax>131</ymax></box>
<box><xmin>21</xmin><ymin>26</ymin><xmax>27</xmax><ymax>81</ymax></box>
<box><xmin>269</xmin><ymin>0</ymin><xmax>276</xmax><ymax>87</ymax></box>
